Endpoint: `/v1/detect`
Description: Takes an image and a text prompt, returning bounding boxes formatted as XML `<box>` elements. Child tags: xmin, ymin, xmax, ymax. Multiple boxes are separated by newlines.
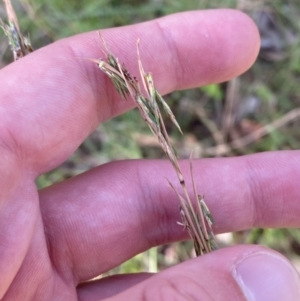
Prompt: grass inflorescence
<box><xmin>91</xmin><ymin>33</ymin><xmax>218</xmax><ymax>256</ymax></box>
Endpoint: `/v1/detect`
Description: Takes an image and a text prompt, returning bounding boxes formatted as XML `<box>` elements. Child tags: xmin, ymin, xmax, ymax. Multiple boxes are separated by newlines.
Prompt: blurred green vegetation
<box><xmin>1</xmin><ymin>0</ymin><xmax>300</xmax><ymax>276</ymax></box>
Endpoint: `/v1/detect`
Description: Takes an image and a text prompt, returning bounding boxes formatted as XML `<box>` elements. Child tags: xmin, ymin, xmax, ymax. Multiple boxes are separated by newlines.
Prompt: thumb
<box><xmin>111</xmin><ymin>245</ymin><xmax>300</xmax><ymax>301</ymax></box>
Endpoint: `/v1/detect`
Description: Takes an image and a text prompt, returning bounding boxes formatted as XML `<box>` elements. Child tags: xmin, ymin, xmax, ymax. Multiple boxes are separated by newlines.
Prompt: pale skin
<box><xmin>1</xmin><ymin>9</ymin><xmax>300</xmax><ymax>301</ymax></box>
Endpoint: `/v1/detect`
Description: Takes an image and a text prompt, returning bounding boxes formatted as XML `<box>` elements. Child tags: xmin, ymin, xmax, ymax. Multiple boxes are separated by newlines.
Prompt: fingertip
<box><xmin>222</xmin><ymin>9</ymin><xmax>261</xmax><ymax>77</ymax></box>
<box><xmin>151</xmin><ymin>9</ymin><xmax>261</xmax><ymax>91</ymax></box>
<box><xmin>233</xmin><ymin>246</ymin><xmax>300</xmax><ymax>301</ymax></box>
<box><xmin>197</xmin><ymin>9</ymin><xmax>261</xmax><ymax>85</ymax></box>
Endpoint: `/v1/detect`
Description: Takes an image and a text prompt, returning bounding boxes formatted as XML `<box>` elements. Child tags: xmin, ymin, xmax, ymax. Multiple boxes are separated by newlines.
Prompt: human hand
<box><xmin>1</xmin><ymin>8</ymin><xmax>299</xmax><ymax>301</ymax></box>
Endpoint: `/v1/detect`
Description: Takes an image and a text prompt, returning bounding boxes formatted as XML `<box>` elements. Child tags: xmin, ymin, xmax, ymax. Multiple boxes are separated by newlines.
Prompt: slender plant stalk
<box><xmin>92</xmin><ymin>33</ymin><xmax>218</xmax><ymax>256</ymax></box>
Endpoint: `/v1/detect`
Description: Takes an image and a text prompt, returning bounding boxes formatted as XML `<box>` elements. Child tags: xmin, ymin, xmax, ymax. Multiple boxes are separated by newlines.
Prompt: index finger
<box><xmin>0</xmin><ymin>9</ymin><xmax>259</xmax><ymax>174</ymax></box>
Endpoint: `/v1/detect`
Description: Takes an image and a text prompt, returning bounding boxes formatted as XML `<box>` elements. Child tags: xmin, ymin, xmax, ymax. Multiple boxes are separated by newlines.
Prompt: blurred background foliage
<box><xmin>1</xmin><ymin>0</ymin><xmax>300</xmax><ymax>275</ymax></box>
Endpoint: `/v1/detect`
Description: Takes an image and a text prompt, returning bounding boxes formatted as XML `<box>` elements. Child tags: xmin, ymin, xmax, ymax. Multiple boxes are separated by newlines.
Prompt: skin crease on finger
<box><xmin>0</xmin><ymin>9</ymin><xmax>262</xmax><ymax>301</ymax></box>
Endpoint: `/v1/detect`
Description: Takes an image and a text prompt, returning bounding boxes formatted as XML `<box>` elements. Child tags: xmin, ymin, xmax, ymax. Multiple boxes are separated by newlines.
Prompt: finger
<box><xmin>77</xmin><ymin>273</ymin><xmax>152</xmax><ymax>301</ymax></box>
<box><xmin>0</xmin><ymin>150</ymin><xmax>39</xmax><ymax>299</ymax></box>
<box><xmin>76</xmin><ymin>246</ymin><xmax>300</xmax><ymax>301</ymax></box>
<box><xmin>39</xmin><ymin>150</ymin><xmax>300</xmax><ymax>282</ymax></box>
<box><xmin>0</xmin><ymin>9</ymin><xmax>260</xmax><ymax>174</ymax></box>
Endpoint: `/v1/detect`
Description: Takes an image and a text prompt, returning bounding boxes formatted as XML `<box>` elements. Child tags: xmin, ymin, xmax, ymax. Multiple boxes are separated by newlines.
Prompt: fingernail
<box><xmin>233</xmin><ymin>252</ymin><xmax>300</xmax><ymax>301</ymax></box>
